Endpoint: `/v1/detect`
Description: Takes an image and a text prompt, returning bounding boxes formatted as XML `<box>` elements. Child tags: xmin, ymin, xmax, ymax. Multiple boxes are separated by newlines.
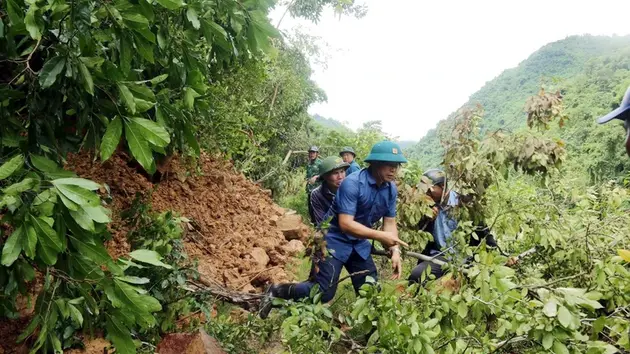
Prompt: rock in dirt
<box><xmin>250</xmin><ymin>247</ymin><xmax>270</xmax><ymax>267</ymax></box>
<box><xmin>157</xmin><ymin>329</ymin><xmax>226</xmax><ymax>354</ymax></box>
<box><xmin>65</xmin><ymin>338</ymin><xmax>112</xmax><ymax>353</ymax></box>
<box><xmin>282</xmin><ymin>240</ymin><xmax>305</xmax><ymax>255</ymax></box>
<box><xmin>276</xmin><ymin>214</ymin><xmax>308</xmax><ymax>241</ymax></box>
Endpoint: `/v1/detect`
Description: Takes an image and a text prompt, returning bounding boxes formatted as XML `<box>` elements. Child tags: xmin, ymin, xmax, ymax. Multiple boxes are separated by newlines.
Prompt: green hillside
<box><xmin>411</xmin><ymin>35</ymin><xmax>630</xmax><ymax>176</ymax></box>
<box><xmin>312</xmin><ymin>114</ymin><xmax>354</xmax><ymax>134</ymax></box>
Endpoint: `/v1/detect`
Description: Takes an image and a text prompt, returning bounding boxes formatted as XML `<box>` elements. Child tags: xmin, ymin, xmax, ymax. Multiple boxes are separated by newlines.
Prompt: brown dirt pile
<box><xmin>65</xmin><ymin>151</ymin><xmax>309</xmax><ymax>290</ymax></box>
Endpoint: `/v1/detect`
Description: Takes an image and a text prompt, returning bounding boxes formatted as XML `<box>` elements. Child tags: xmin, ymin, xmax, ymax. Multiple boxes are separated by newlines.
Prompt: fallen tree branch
<box><xmin>187</xmin><ymin>278</ymin><xmax>264</xmax><ymax>311</ymax></box>
<box><xmin>337</xmin><ymin>270</ymin><xmax>371</xmax><ymax>284</ymax></box>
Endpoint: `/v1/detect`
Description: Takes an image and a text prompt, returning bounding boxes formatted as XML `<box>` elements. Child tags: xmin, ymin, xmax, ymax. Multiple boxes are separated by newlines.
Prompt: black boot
<box><xmin>258</xmin><ymin>283</ymin><xmax>295</xmax><ymax>319</ymax></box>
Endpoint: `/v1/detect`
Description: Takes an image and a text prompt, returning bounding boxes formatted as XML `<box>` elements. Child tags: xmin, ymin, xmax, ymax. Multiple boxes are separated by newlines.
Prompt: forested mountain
<box><xmin>312</xmin><ymin>114</ymin><xmax>353</xmax><ymax>133</ymax></box>
<box><xmin>411</xmin><ymin>35</ymin><xmax>630</xmax><ymax>178</ymax></box>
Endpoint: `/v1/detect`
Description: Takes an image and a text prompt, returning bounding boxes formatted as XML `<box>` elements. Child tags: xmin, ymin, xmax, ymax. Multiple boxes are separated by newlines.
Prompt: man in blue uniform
<box><xmin>310</xmin><ymin>156</ymin><xmax>349</xmax><ymax>226</ymax></box>
<box><xmin>596</xmin><ymin>86</ymin><xmax>630</xmax><ymax>157</ymax></box>
<box><xmin>260</xmin><ymin>141</ymin><xmax>409</xmax><ymax>318</ymax></box>
<box><xmin>340</xmin><ymin>146</ymin><xmax>361</xmax><ymax>175</ymax></box>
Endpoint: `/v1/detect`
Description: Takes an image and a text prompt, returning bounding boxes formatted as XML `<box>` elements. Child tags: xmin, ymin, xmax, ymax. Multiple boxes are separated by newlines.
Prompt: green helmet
<box><xmin>364</xmin><ymin>141</ymin><xmax>408</xmax><ymax>164</ymax></box>
<box><xmin>308</xmin><ymin>145</ymin><xmax>320</xmax><ymax>153</ymax></box>
<box><xmin>423</xmin><ymin>169</ymin><xmax>446</xmax><ymax>186</ymax></box>
<box><xmin>318</xmin><ymin>156</ymin><xmax>349</xmax><ymax>178</ymax></box>
<box><xmin>339</xmin><ymin>146</ymin><xmax>356</xmax><ymax>157</ymax></box>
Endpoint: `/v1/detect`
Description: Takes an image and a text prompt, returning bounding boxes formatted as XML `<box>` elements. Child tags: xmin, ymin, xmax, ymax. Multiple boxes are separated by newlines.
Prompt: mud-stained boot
<box><xmin>258</xmin><ymin>283</ymin><xmax>295</xmax><ymax>319</ymax></box>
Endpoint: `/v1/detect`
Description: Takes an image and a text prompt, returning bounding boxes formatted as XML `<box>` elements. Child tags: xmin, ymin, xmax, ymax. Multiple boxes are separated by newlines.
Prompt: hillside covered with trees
<box><xmin>411</xmin><ymin>35</ymin><xmax>630</xmax><ymax>179</ymax></box>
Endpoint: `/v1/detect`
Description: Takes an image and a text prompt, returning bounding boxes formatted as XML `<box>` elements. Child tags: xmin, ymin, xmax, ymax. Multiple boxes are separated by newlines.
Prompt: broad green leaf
<box><xmin>130</xmin><ymin>118</ymin><xmax>170</xmax><ymax>147</ymax></box>
<box><xmin>0</xmin><ymin>17</ymin><xmax>3</xmax><ymax>38</ymax></box>
<box><xmin>70</xmin><ymin>208</ymin><xmax>96</xmax><ymax>232</ymax></box>
<box><xmin>129</xmin><ymin>249</ymin><xmax>172</xmax><ymax>269</ymax></box>
<box><xmin>68</xmin><ymin>304</ymin><xmax>84</xmax><ymax>327</ymax></box>
<box><xmin>183</xmin><ymin>123</ymin><xmax>200</xmax><ymax>156</ymax></box>
<box><xmin>77</xmin><ymin>60</ymin><xmax>94</xmax><ymax>95</ymax></box>
<box><xmin>39</xmin><ymin>57</ymin><xmax>66</xmax><ymax>89</ymax></box>
<box><xmin>124</xmin><ymin>120</ymin><xmax>155</xmax><ymax>173</ymax></box>
<box><xmin>150</xmin><ymin>74</ymin><xmax>168</xmax><ymax>85</ymax></box>
<box><xmin>0</xmin><ymin>155</ymin><xmax>24</xmax><ymax>180</ymax></box>
<box><xmin>55</xmin><ymin>184</ymin><xmax>100</xmax><ymax>206</ymax></box>
<box><xmin>55</xmin><ymin>298</ymin><xmax>70</xmax><ymax>319</ymax></box>
<box><xmin>186</xmin><ymin>8</ymin><xmax>200</xmax><ymax>29</ymax></box>
<box><xmin>543</xmin><ymin>333</ymin><xmax>554</xmax><ymax>350</ymax></box>
<box><xmin>134</xmin><ymin>35</ymin><xmax>155</xmax><ymax>63</ymax></box>
<box><xmin>57</xmin><ymin>191</ymin><xmax>80</xmax><ymax>211</ymax></box>
<box><xmin>52</xmin><ymin>178</ymin><xmax>101</xmax><ymax>190</ymax></box>
<box><xmin>6</xmin><ymin>0</ymin><xmax>24</xmax><ymax>26</ymax></box>
<box><xmin>24</xmin><ymin>225</ymin><xmax>37</xmax><ymax>259</ymax></box>
<box><xmin>106</xmin><ymin>317</ymin><xmax>135</xmax><ymax>354</ymax></box>
<box><xmin>114</xmin><ymin>279</ymin><xmax>161</xmax><ymax>312</ymax></box>
<box><xmin>83</xmin><ymin>205</ymin><xmax>111</xmax><ymax>223</ymax></box>
<box><xmin>2</xmin><ymin>226</ymin><xmax>23</xmax><ymax>266</ymax></box>
<box><xmin>618</xmin><ymin>249</ymin><xmax>630</xmax><ymax>262</ymax></box>
<box><xmin>543</xmin><ymin>299</ymin><xmax>558</xmax><ymax>317</ymax></box>
<box><xmin>3</xmin><ymin>178</ymin><xmax>37</xmax><ymax>195</ymax></box>
<box><xmin>127</xmin><ymin>84</ymin><xmax>155</xmax><ymax>101</ymax></box>
<box><xmin>457</xmin><ymin>302</ymin><xmax>468</xmax><ymax>318</ymax></box>
<box><xmin>184</xmin><ymin>87</ymin><xmax>200</xmax><ymax>109</ymax></box>
<box><xmin>101</xmin><ymin>116</ymin><xmax>123</xmax><ymax>161</ymax></box>
<box><xmin>33</xmin><ymin>188</ymin><xmax>55</xmax><ymax>206</ymax></box>
<box><xmin>119</xmin><ymin>34</ymin><xmax>133</xmax><ymax>75</ymax></box>
<box><xmin>592</xmin><ymin>316</ymin><xmax>606</xmax><ymax>336</ymax></box>
<box><xmin>155</xmin><ymin>0</ymin><xmax>182</xmax><ymax>10</ymax></box>
<box><xmin>31</xmin><ymin>215</ymin><xmax>62</xmax><ymax>265</ymax></box>
<box><xmin>557</xmin><ymin>306</ymin><xmax>572</xmax><ymax>328</ymax></box>
<box><xmin>134</xmin><ymin>98</ymin><xmax>155</xmax><ymax>113</ymax></box>
<box><xmin>116</xmin><ymin>276</ymin><xmax>150</xmax><ymax>285</ymax></box>
<box><xmin>80</xmin><ymin>57</ymin><xmax>105</xmax><ymax>69</ymax></box>
<box><xmin>30</xmin><ymin>155</ymin><xmax>59</xmax><ymax>173</ymax></box>
<box><xmin>118</xmin><ymin>84</ymin><xmax>136</xmax><ymax>114</ymax></box>
<box><xmin>121</xmin><ymin>12</ymin><xmax>148</xmax><ymax>25</ymax></box>
<box><xmin>24</xmin><ymin>7</ymin><xmax>42</xmax><ymax>39</ymax></box>
<box><xmin>17</xmin><ymin>316</ymin><xmax>40</xmax><ymax>343</ymax></box>
<box><xmin>552</xmin><ymin>341</ymin><xmax>570</xmax><ymax>354</ymax></box>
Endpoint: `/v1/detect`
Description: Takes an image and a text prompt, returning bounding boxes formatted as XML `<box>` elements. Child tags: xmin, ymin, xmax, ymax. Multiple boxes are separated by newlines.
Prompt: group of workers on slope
<box><xmin>259</xmin><ymin>85</ymin><xmax>630</xmax><ymax>319</ymax></box>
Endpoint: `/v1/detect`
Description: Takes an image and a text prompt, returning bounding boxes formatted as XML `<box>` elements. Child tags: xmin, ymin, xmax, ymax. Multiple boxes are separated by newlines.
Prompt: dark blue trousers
<box><xmin>288</xmin><ymin>250</ymin><xmax>378</xmax><ymax>303</ymax></box>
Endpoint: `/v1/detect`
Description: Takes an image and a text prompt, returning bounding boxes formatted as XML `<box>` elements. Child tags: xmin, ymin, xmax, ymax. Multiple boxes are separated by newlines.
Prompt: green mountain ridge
<box><xmin>411</xmin><ymin>34</ymin><xmax>630</xmax><ymax>175</ymax></box>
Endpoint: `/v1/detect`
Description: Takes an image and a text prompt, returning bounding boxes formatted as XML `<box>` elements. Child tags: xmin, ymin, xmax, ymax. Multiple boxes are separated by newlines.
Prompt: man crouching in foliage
<box><xmin>408</xmin><ymin>169</ymin><xmax>503</xmax><ymax>284</ymax></box>
<box><xmin>310</xmin><ymin>156</ymin><xmax>349</xmax><ymax>227</ymax></box>
<box><xmin>259</xmin><ymin>141</ymin><xmax>409</xmax><ymax>319</ymax></box>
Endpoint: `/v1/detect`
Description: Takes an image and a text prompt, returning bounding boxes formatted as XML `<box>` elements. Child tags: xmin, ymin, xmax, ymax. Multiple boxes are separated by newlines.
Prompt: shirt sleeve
<box><xmin>310</xmin><ymin>191</ymin><xmax>326</xmax><ymax>225</ymax></box>
<box><xmin>335</xmin><ymin>178</ymin><xmax>359</xmax><ymax>216</ymax></box>
<box><xmin>385</xmin><ymin>184</ymin><xmax>397</xmax><ymax>217</ymax></box>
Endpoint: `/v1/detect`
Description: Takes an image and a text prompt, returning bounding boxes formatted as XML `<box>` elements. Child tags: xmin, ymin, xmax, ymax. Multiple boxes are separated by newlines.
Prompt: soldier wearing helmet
<box><xmin>339</xmin><ymin>146</ymin><xmax>361</xmax><ymax>175</ymax></box>
<box><xmin>310</xmin><ymin>157</ymin><xmax>349</xmax><ymax>226</ymax></box>
<box><xmin>260</xmin><ymin>141</ymin><xmax>409</xmax><ymax>318</ymax></box>
<box><xmin>596</xmin><ymin>86</ymin><xmax>630</xmax><ymax>157</ymax></box>
<box><xmin>305</xmin><ymin>146</ymin><xmax>323</xmax><ymax>223</ymax></box>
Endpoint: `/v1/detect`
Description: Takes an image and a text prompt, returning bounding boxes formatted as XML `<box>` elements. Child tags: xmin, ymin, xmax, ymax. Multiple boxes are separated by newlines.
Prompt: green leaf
<box><xmin>130</xmin><ymin>118</ymin><xmax>170</xmax><ymax>147</ymax></box>
<box><xmin>121</xmin><ymin>12</ymin><xmax>148</xmax><ymax>25</ymax></box>
<box><xmin>24</xmin><ymin>7</ymin><xmax>41</xmax><ymax>40</ymax></box>
<box><xmin>30</xmin><ymin>155</ymin><xmax>59</xmax><ymax>173</ymax></box>
<box><xmin>31</xmin><ymin>215</ymin><xmax>62</xmax><ymax>265</ymax></box>
<box><xmin>552</xmin><ymin>341</ymin><xmax>570</xmax><ymax>354</ymax></box>
<box><xmin>2</xmin><ymin>226</ymin><xmax>23</xmax><ymax>266</ymax></box>
<box><xmin>543</xmin><ymin>299</ymin><xmax>558</xmax><ymax>317</ymax></box>
<box><xmin>119</xmin><ymin>34</ymin><xmax>133</xmax><ymax>75</ymax></box>
<box><xmin>543</xmin><ymin>333</ymin><xmax>554</xmax><ymax>350</ymax></box>
<box><xmin>80</xmin><ymin>57</ymin><xmax>105</xmax><ymax>69</ymax></box>
<box><xmin>457</xmin><ymin>302</ymin><xmax>468</xmax><ymax>318</ymax></box>
<box><xmin>134</xmin><ymin>98</ymin><xmax>155</xmax><ymax>113</ymax></box>
<box><xmin>150</xmin><ymin>74</ymin><xmax>168</xmax><ymax>85</ymax></box>
<box><xmin>592</xmin><ymin>316</ymin><xmax>606</xmax><ymax>336</ymax></box>
<box><xmin>186</xmin><ymin>8</ymin><xmax>200</xmax><ymax>29</ymax></box>
<box><xmin>116</xmin><ymin>276</ymin><xmax>150</xmax><ymax>284</ymax></box>
<box><xmin>118</xmin><ymin>84</ymin><xmax>136</xmax><ymax>114</ymax></box>
<box><xmin>155</xmin><ymin>0</ymin><xmax>182</xmax><ymax>9</ymax></box>
<box><xmin>183</xmin><ymin>123</ymin><xmax>200</xmax><ymax>156</ymax></box>
<box><xmin>184</xmin><ymin>87</ymin><xmax>200</xmax><ymax>109</ymax></box>
<box><xmin>17</xmin><ymin>316</ymin><xmax>40</xmax><ymax>343</ymax></box>
<box><xmin>204</xmin><ymin>20</ymin><xmax>230</xmax><ymax>51</ymax></box>
<box><xmin>134</xmin><ymin>35</ymin><xmax>155</xmax><ymax>63</ymax></box>
<box><xmin>129</xmin><ymin>249</ymin><xmax>172</xmax><ymax>269</ymax></box>
<box><xmin>557</xmin><ymin>306</ymin><xmax>572</xmax><ymax>328</ymax></box>
<box><xmin>82</xmin><ymin>205</ymin><xmax>111</xmax><ymax>223</ymax></box>
<box><xmin>70</xmin><ymin>208</ymin><xmax>96</xmax><ymax>232</ymax></box>
<box><xmin>68</xmin><ymin>304</ymin><xmax>84</xmax><ymax>327</ymax></box>
<box><xmin>24</xmin><ymin>225</ymin><xmax>37</xmax><ymax>259</ymax></box>
<box><xmin>124</xmin><ymin>120</ymin><xmax>155</xmax><ymax>173</ymax></box>
<box><xmin>55</xmin><ymin>184</ymin><xmax>100</xmax><ymax>206</ymax></box>
<box><xmin>52</xmin><ymin>178</ymin><xmax>101</xmax><ymax>190</ymax></box>
<box><xmin>78</xmin><ymin>60</ymin><xmax>94</xmax><ymax>95</ymax></box>
<box><xmin>3</xmin><ymin>178</ymin><xmax>37</xmax><ymax>195</ymax></box>
<box><xmin>618</xmin><ymin>249</ymin><xmax>630</xmax><ymax>262</ymax></box>
<box><xmin>101</xmin><ymin>116</ymin><xmax>123</xmax><ymax>161</ymax></box>
<box><xmin>106</xmin><ymin>317</ymin><xmax>136</xmax><ymax>354</ymax></box>
<box><xmin>39</xmin><ymin>57</ymin><xmax>66</xmax><ymax>89</ymax></box>
<box><xmin>6</xmin><ymin>0</ymin><xmax>24</xmax><ymax>26</ymax></box>
<box><xmin>0</xmin><ymin>155</ymin><xmax>24</xmax><ymax>180</ymax></box>
<box><xmin>58</xmin><ymin>192</ymin><xmax>80</xmax><ymax>211</ymax></box>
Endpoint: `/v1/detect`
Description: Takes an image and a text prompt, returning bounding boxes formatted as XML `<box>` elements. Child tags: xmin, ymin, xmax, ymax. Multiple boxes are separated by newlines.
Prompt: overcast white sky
<box><xmin>270</xmin><ymin>0</ymin><xmax>630</xmax><ymax>141</ymax></box>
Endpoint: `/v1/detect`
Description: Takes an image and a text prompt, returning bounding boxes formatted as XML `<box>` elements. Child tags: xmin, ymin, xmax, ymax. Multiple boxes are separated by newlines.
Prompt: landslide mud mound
<box><xmin>65</xmin><ymin>151</ymin><xmax>309</xmax><ymax>291</ymax></box>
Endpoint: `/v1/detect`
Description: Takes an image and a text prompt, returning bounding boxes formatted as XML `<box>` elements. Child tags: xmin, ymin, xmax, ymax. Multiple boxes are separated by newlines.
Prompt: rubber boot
<box><xmin>258</xmin><ymin>283</ymin><xmax>295</xmax><ymax>319</ymax></box>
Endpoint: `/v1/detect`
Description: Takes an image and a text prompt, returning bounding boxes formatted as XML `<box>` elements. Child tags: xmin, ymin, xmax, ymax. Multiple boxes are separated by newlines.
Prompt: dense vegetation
<box><xmin>0</xmin><ymin>0</ymin><xmax>629</xmax><ymax>352</ymax></box>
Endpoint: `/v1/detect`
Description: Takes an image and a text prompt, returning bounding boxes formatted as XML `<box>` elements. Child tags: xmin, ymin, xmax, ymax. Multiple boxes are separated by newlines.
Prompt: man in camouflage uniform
<box><xmin>306</xmin><ymin>145</ymin><xmax>322</xmax><ymax>223</ymax></box>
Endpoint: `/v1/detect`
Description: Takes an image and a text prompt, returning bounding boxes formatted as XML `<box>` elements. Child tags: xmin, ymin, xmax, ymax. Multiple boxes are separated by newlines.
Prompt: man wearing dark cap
<box><xmin>596</xmin><ymin>86</ymin><xmax>630</xmax><ymax>157</ymax></box>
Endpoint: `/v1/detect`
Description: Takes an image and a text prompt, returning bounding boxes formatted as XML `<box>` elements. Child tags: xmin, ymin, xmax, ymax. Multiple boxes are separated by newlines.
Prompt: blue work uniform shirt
<box><xmin>346</xmin><ymin>161</ymin><xmax>361</xmax><ymax>176</ymax></box>
<box><xmin>325</xmin><ymin>169</ymin><xmax>398</xmax><ymax>262</ymax></box>
<box><xmin>432</xmin><ymin>190</ymin><xmax>459</xmax><ymax>256</ymax></box>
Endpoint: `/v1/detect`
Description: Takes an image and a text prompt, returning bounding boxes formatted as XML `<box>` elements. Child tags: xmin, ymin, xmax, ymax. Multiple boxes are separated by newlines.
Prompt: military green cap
<box><xmin>364</xmin><ymin>141</ymin><xmax>408</xmax><ymax>164</ymax></box>
<box><xmin>339</xmin><ymin>146</ymin><xmax>356</xmax><ymax>157</ymax></box>
<box><xmin>319</xmin><ymin>156</ymin><xmax>349</xmax><ymax>178</ymax></box>
<box><xmin>423</xmin><ymin>169</ymin><xmax>446</xmax><ymax>186</ymax></box>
